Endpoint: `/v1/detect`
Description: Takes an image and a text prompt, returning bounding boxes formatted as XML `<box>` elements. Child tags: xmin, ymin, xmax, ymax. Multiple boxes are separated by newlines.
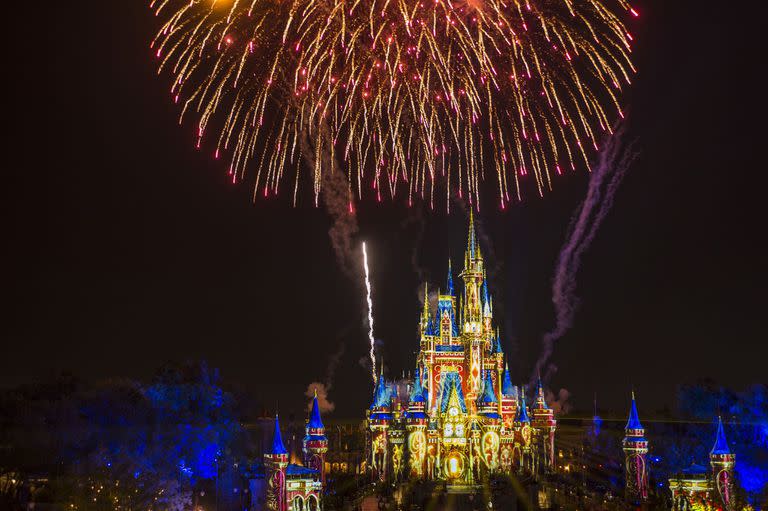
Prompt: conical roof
<box><xmin>710</xmin><ymin>416</ymin><xmax>732</xmax><ymax>455</ymax></box>
<box><xmin>410</xmin><ymin>367</ymin><xmax>426</xmax><ymax>403</ymax></box>
<box><xmin>479</xmin><ymin>371</ymin><xmax>498</xmax><ymax>404</ymax></box>
<box><xmin>308</xmin><ymin>391</ymin><xmax>324</xmax><ymax>429</ymax></box>
<box><xmin>516</xmin><ymin>391</ymin><xmax>530</xmax><ymax>423</ymax></box>
<box><xmin>269</xmin><ymin>415</ymin><xmax>288</xmax><ymax>455</ymax></box>
<box><xmin>501</xmin><ymin>363</ymin><xmax>515</xmax><ymax>396</ymax></box>
<box><xmin>626</xmin><ymin>392</ymin><xmax>644</xmax><ymax>430</ymax></box>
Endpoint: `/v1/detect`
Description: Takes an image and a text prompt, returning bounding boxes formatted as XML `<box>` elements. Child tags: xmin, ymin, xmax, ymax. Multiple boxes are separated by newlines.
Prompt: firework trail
<box><xmin>532</xmin><ymin>123</ymin><xmax>638</xmax><ymax>384</ymax></box>
<box><xmin>362</xmin><ymin>241</ymin><xmax>377</xmax><ymax>382</ymax></box>
<box><xmin>151</xmin><ymin>0</ymin><xmax>638</xmax><ymax>210</ymax></box>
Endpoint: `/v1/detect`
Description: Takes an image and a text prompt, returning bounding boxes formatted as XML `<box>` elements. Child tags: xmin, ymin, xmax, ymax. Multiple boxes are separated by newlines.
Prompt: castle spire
<box><xmin>502</xmin><ymin>362</ymin><xmax>515</xmax><ymax>396</ymax></box>
<box><xmin>371</xmin><ymin>363</ymin><xmax>390</xmax><ymax>409</ymax></box>
<box><xmin>467</xmin><ymin>209</ymin><xmax>477</xmax><ymax>259</ymax></box>
<box><xmin>710</xmin><ymin>416</ymin><xmax>732</xmax><ymax>455</ymax></box>
<box><xmin>421</xmin><ymin>283</ymin><xmax>431</xmax><ymax>332</ymax></box>
<box><xmin>626</xmin><ymin>391</ymin><xmax>644</xmax><ymax>430</ymax></box>
<box><xmin>446</xmin><ymin>259</ymin><xmax>454</xmax><ymax>296</ymax></box>
<box><xmin>516</xmin><ymin>388</ymin><xmax>530</xmax><ymax>423</ymax></box>
<box><xmin>479</xmin><ymin>370</ymin><xmax>498</xmax><ymax>405</ymax></box>
<box><xmin>491</xmin><ymin>332</ymin><xmax>503</xmax><ymax>355</ymax></box>
<box><xmin>623</xmin><ymin>391</ymin><xmax>649</xmax><ymax>502</ymax></box>
<box><xmin>410</xmin><ymin>367</ymin><xmax>426</xmax><ymax>403</ymax></box>
<box><xmin>308</xmin><ymin>389</ymin><xmax>325</xmax><ymax>430</ymax></box>
<box><xmin>270</xmin><ymin>415</ymin><xmax>288</xmax><ymax>455</ymax></box>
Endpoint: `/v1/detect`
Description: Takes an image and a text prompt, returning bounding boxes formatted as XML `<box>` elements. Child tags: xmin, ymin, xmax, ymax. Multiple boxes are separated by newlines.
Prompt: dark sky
<box><xmin>4</xmin><ymin>1</ymin><xmax>766</xmax><ymax>419</ymax></box>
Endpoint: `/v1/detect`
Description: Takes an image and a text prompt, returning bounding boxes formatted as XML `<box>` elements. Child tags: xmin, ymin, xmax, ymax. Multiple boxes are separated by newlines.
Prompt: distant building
<box><xmin>668</xmin><ymin>417</ymin><xmax>736</xmax><ymax>511</ymax></box>
<box><xmin>252</xmin><ymin>393</ymin><xmax>327</xmax><ymax>511</ymax></box>
<box><xmin>324</xmin><ymin>421</ymin><xmax>367</xmax><ymax>476</ymax></box>
<box><xmin>365</xmin><ymin>214</ymin><xmax>557</xmax><ymax>490</ymax></box>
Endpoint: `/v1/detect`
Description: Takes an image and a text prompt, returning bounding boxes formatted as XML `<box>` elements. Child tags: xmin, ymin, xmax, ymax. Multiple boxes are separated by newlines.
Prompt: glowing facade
<box><xmin>668</xmin><ymin>417</ymin><xmax>736</xmax><ymax>511</ymax></box>
<box><xmin>366</xmin><ymin>214</ymin><xmax>556</xmax><ymax>488</ymax></box>
<box><xmin>622</xmin><ymin>392</ymin><xmax>649</xmax><ymax>502</ymax></box>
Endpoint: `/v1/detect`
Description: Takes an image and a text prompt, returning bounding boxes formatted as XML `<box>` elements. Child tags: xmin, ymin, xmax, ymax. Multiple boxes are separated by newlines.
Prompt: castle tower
<box><xmin>623</xmin><ymin>392</ymin><xmax>649</xmax><ymax>503</ymax></box>
<box><xmin>490</xmin><ymin>332</ymin><xmax>504</xmax><ymax>394</ymax></box>
<box><xmin>710</xmin><ymin>416</ymin><xmax>736</xmax><ymax>510</ymax></box>
<box><xmin>477</xmin><ymin>371</ymin><xmax>502</xmax><ymax>473</ymax></box>
<box><xmin>482</xmin><ymin>279</ymin><xmax>493</xmax><ymax>337</ymax></box>
<box><xmin>515</xmin><ymin>388</ymin><xmax>533</xmax><ymax>472</ymax></box>
<box><xmin>303</xmin><ymin>390</ymin><xmax>329</xmax><ymax>485</ymax></box>
<box><xmin>369</xmin><ymin>367</ymin><xmax>392</xmax><ymax>481</ymax></box>
<box><xmin>461</xmin><ymin>211</ymin><xmax>485</xmax><ymax>402</ymax></box>
<box><xmin>264</xmin><ymin>415</ymin><xmax>289</xmax><ymax>511</ymax></box>
<box><xmin>499</xmin><ymin>363</ymin><xmax>518</xmax><ymax>428</ymax></box>
<box><xmin>531</xmin><ymin>378</ymin><xmax>557</xmax><ymax>470</ymax></box>
<box><xmin>437</xmin><ymin>263</ymin><xmax>459</xmax><ymax>342</ymax></box>
<box><xmin>405</xmin><ymin>367</ymin><xmax>429</xmax><ymax>478</ymax></box>
<box><xmin>478</xmin><ymin>370</ymin><xmax>501</xmax><ymax>419</ymax></box>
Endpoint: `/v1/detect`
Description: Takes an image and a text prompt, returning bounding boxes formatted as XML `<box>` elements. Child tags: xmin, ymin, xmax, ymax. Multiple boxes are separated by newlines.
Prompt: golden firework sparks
<box><xmin>150</xmin><ymin>0</ymin><xmax>637</xmax><ymax>211</ymax></box>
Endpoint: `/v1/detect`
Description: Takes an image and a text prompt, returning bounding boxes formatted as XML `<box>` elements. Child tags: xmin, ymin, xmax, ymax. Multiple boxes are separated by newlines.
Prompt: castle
<box><xmin>365</xmin><ymin>213</ymin><xmax>556</xmax><ymax>488</ymax></box>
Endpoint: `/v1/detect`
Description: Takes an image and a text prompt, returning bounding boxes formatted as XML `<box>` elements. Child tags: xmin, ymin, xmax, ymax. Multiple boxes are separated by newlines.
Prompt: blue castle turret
<box><xmin>491</xmin><ymin>332</ymin><xmax>503</xmax><ymax>355</ymax></box>
<box><xmin>516</xmin><ymin>389</ymin><xmax>530</xmax><ymax>424</ymax></box>
<box><xmin>710</xmin><ymin>416</ymin><xmax>731</xmax><ymax>456</ymax></box>
<box><xmin>478</xmin><ymin>371</ymin><xmax>500</xmax><ymax>419</ymax></box>
<box><xmin>502</xmin><ymin>363</ymin><xmax>515</xmax><ymax>397</ymax></box>
<box><xmin>264</xmin><ymin>415</ymin><xmax>289</xmax><ymax>511</ymax></box>
<box><xmin>446</xmin><ymin>260</ymin><xmax>455</xmax><ymax>297</ymax></box>
<box><xmin>710</xmin><ymin>416</ymin><xmax>736</xmax><ymax>509</ymax></box>
<box><xmin>622</xmin><ymin>392</ymin><xmax>649</xmax><ymax>503</ymax></box>
<box><xmin>370</xmin><ymin>368</ymin><xmax>393</xmax><ymax>419</ymax></box>
<box><xmin>410</xmin><ymin>367</ymin><xmax>426</xmax><ymax>403</ymax></box>
<box><xmin>303</xmin><ymin>390</ymin><xmax>329</xmax><ymax>483</ymax></box>
<box><xmin>405</xmin><ymin>367</ymin><xmax>428</xmax><ymax>421</ymax></box>
<box><xmin>270</xmin><ymin>415</ymin><xmax>288</xmax><ymax>456</ymax></box>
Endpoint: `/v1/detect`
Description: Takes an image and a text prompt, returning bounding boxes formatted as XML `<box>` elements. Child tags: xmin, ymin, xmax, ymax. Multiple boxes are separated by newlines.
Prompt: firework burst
<box><xmin>151</xmin><ymin>0</ymin><xmax>637</xmax><ymax>210</ymax></box>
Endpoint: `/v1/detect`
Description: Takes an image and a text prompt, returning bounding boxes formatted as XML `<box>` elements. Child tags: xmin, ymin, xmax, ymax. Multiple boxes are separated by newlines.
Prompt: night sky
<box><xmin>4</xmin><ymin>1</ymin><xmax>766</xmax><ymax>419</ymax></box>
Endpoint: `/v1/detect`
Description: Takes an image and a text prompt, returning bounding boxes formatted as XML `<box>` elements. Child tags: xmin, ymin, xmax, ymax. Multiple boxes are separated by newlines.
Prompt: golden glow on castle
<box><xmin>366</xmin><ymin>214</ymin><xmax>557</xmax><ymax>488</ymax></box>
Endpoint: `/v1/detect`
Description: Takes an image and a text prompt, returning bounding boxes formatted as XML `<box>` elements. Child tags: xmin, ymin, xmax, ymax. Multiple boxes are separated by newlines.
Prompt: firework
<box><xmin>151</xmin><ymin>0</ymin><xmax>637</xmax><ymax>210</ymax></box>
<box><xmin>362</xmin><ymin>242</ymin><xmax>376</xmax><ymax>382</ymax></box>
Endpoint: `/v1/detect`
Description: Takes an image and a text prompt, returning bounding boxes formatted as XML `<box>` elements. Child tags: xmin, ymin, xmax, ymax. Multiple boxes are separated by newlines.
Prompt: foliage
<box><xmin>0</xmin><ymin>361</ymin><xmax>249</xmax><ymax>510</ymax></box>
<box><xmin>651</xmin><ymin>382</ymin><xmax>768</xmax><ymax>508</ymax></box>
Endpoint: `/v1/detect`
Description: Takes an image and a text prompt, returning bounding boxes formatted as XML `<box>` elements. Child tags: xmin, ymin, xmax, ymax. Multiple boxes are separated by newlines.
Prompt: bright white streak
<box><xmin>362</xmin><ymin>242</ymin><xmax>377</xmax><ymax>383</ymax></box>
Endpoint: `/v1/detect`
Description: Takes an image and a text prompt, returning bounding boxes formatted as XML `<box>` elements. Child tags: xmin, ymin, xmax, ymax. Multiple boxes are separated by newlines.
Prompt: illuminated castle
<box><xmin>668</xmin><ymin>417</ymin><xmax>736</xmax><ymax>511</ymax></box>
<box><xmin>365</xmin><ymin>214</ymin><xmax>556</xmax><ymax>488</ymax></box>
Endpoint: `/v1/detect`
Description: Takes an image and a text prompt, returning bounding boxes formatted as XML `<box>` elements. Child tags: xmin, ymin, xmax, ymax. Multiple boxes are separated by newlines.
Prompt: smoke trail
<box><xmin>404</xmin><ymin>205</ymin><xmax>433</xmax><ymax>308</ymax></box>
<box><xmin>300</xmin><ymin>124</ymin><xmax>361</xmax><ymax>282</ymax></box>
<box><xmin>362</xmin><ymin>242</ymin><xmax>377</xmax><ymax>382</ymax></box>
<box><xmin>322</xmin><ymin>168</ymin><xmax>360</xmax><ymax>281</ymax></box>
<box><xmin>545</xmin><ymin>388</ymin><xmax>572</xmax><ymax>415</ymax></box>
<box><xmin>532</xmin><ymin>124</ymin><xmax>639</xmax><ymax>384</ymax></box>
<box><xmin>304</xmin><ymin>335</ymin><xmax>347</xmax><ymax>413</ymax></box>
<box><xmin>305</xmin><ymin>383</ymin><xmax>336</xmax><ymax>414</ymax></box>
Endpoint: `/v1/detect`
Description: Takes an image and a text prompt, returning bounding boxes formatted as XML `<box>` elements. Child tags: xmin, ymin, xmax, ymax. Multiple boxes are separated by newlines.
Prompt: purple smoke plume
<box><xmin>532</xmin><ymin>125</ymin><xmax>638</xmax><ymax>385</ymax></box>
